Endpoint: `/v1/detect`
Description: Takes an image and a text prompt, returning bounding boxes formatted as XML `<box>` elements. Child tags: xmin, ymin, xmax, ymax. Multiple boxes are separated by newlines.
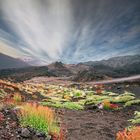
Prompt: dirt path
<box><xmin>61</xmin><ymin>106</ymin><xmax>140</xmax><ymax>140</ymax></box>
<box><xmin>88</xmin><ymin>75</ymin><xmax>140</xmax><ymax>85</ymax></box>
<box><xmin>26</xmin><ymin>75</ymin><xmax>140</xmax><ymax>85</ymax></box>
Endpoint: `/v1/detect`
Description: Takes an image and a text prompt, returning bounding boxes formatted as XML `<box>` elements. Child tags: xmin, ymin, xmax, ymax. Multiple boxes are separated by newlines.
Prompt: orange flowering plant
<box><xmin>116</xmin><ymin>126</ymin><xmax>140</xmax><ymax>140</ymax></box>
<box><xmin>103</xmin><ymin>100</ymin><xmax>119</xmax><ymax>110</ymax></box>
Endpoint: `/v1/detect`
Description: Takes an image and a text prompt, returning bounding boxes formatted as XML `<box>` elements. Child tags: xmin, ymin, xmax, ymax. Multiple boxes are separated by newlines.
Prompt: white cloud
<box><xmin>1</xmin><ymin>0</ymin><xmax>73</xmax><ymax>62</ymax></box>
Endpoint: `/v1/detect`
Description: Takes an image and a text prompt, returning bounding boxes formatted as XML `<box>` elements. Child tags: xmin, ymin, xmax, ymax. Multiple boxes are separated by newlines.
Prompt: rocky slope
<box><xmin>83</xmin><ymin>55</ymin><xmax>140</xmax><ymax>68</ymax></box>
<box><xmin>73</xmin><ymin>55</ymin><xmax>140</xmax><ymax>81</ymax></box>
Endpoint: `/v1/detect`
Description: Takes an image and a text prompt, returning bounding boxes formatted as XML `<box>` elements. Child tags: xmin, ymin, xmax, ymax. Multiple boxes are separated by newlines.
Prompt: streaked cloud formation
<box><xmin>0</xmin><ymin>0</ymin><xmax>140</xmax><ymax>64</ymax></box>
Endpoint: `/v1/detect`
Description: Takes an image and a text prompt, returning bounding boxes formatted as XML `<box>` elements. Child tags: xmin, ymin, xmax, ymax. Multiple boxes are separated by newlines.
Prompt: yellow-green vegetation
<box><xmin>129</xmin><ymin>111</ymin><xmax>140</xmax><ymax>125</ymax></box>
<box><xmin>125</xmin><ymin>100</ymin><xmax>140</xmax><ymax>107</ymax></box>
<box><xmin>2</xmin><ymin>80</ymin><xmax>139</xmax><ymax>111</ymax></box>
<box><xmin>85</xmin><ymin>91</ymin><xmax>136</xmax><ymax>107</ymax></box>
<box><xmin>110</xmin><ymin>94</ymin><xmax>135</xmax><ymax>103</ymax></box>
<box><xmin>37</xmin><ymin>84</ymin><xmax>139</xmax><ymax>110</ymax></box>
<box><xmin>41</xmin><ymin>101</ymin><xmax>84</xmax><ymax>110</ymax></box>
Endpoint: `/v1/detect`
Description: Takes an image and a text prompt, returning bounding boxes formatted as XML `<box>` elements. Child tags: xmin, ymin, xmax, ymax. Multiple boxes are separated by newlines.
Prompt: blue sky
<box><xmin>0</xmin><ymin>0</ymin><xmax>140</xmax><ymax>65</ymax></box>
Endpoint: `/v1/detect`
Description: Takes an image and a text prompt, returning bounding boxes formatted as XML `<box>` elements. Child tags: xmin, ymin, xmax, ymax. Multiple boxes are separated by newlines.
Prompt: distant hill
<box><xmin>0</xmin><ymin>66</ymin><xmax>55</xmax><ymax>82</ymax></box>
<box><xmin>47</xmin><ymin>62</ymin><xmax>72</xmax><ymax>77</ymax></box>
<box><xmin>47</xmin><ymin>61</ymin><xmax>90</xmax><ymax>77</ymax></box>
<box><xmin>0</xmin><ymin>53</ymin><xmax>29</xmax><ymax>69</ymax></box>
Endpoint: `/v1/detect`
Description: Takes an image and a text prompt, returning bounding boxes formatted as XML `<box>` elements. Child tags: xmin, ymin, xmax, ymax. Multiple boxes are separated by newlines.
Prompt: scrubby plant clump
<box><xmin>18</xmin><ymin>102</ymin><xmax>60</xmax><ymax>135</ymax></box>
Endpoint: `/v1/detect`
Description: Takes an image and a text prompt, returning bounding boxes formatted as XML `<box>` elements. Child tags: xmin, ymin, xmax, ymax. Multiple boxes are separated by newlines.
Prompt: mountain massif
<box><xmin>0</xmin><ymin>54</ymin><xmax>140</xmax><ymax>82</ymax></box>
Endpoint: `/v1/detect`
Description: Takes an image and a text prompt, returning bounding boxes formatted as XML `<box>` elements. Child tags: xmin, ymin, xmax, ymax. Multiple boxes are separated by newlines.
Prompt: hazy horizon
<box><xmin>1</xmin><ymin>52</ymin><xmax>140</xmax><ymax>66</ymax></box>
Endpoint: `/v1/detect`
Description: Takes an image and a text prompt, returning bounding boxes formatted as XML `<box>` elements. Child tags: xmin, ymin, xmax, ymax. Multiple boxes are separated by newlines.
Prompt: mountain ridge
<box><xmin>0</xmin><ymin>53</ymin><xmax>29</xmax><ymax>70</ymax></box>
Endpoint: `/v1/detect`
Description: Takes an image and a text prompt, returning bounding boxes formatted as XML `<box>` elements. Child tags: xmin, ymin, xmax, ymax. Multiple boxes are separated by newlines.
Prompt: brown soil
<box><xmin>61</xmin><ymin>106</ymin><xmax>140</xmax><ymax>140</ymax></box>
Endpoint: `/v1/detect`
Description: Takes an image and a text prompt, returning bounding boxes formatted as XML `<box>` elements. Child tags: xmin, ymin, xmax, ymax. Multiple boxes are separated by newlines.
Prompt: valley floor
<box><xmin>0</xmin><ymin>76</ymin><xmax>140</xmax><ymax>140</ymax></box>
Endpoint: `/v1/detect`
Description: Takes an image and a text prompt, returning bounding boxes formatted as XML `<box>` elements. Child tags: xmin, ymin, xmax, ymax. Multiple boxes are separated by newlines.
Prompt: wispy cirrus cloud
<box><xmin>0</xmin><ymin>0</ymin><xmax>140</xmax><ymax>64</ymax></box>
